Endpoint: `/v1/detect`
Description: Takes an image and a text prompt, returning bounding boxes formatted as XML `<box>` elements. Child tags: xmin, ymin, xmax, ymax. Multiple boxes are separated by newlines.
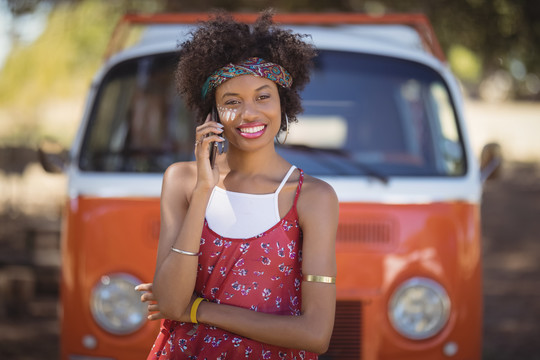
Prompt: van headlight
<box><xmin>388</xmin><ymin>277</ymin><xmax>450</xmax><ymax>340</ymax></box>
<box><xmin>90</xmin><ymin>273</ymin><xmax>147</xmax><ymax>335</ymax></box>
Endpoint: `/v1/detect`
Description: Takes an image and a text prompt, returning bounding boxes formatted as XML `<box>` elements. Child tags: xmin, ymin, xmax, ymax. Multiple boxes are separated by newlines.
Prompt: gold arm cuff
<box><xmin>302</xmin><ymin>274</ymin><xmax>336</xmax><ymax>284</ymax></box>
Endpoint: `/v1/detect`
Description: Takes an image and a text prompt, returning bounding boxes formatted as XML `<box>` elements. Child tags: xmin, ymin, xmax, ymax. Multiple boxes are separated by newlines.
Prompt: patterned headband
<box><xmin>201</xmin><ymin>57</ymin><xmax>293</xmax><ymax>99</ymax></box>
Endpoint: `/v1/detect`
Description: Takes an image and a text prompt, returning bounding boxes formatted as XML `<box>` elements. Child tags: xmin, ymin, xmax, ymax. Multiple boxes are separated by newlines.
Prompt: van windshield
<box><xmin>79</xmin><ymin>50</ymin><xmax>466</xmax><ymax>176</ymax></box>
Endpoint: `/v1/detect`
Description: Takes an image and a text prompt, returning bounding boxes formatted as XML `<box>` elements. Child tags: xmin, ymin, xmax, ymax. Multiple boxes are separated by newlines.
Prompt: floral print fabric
<box><xmin>148</xmin><ymin>170</ymin><xmax>317</xmax><ymax>360</ymax></box>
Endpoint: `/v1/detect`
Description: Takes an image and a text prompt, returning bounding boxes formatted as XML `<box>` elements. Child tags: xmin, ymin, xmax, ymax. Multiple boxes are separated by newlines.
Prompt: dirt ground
<box><xmin>0</xmin><ymin>160</ymin><xmax>538</xmax><ymax>359</ymax></box>
<box><xmin>480</xmin><ymin>162</ymin><xmax>540</xmax><ymax>360</ymax></box>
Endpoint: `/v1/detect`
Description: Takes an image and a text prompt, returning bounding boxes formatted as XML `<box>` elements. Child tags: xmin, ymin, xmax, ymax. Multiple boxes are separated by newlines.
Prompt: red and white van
<box><xmin>41</xmin><ymin>13</ymin><xmax>501</xmax><ymax>360</ymax></box>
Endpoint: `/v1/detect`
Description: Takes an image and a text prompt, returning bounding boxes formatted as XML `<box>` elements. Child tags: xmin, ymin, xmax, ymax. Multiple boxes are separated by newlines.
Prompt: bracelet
<box><xmin>190</xmin><ymin>297</ymin><xmax>207</xmax><ymax>323</ymax></box>
<box><xmin>302</xmin><ymin>274</ymin><xmax>336</xmax><ymax>284</ymax></box>
<box><xmin>171</xmin><ymin>246</ymin><xmax>200</xmax><ymax>256</ymax></box>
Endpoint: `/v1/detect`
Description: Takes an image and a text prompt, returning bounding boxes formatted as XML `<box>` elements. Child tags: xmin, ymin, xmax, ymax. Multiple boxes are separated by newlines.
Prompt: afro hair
<box><xmin>175</xmin><ymin>10</ymin><xmax>317</xmax><ymax>130</ymax></box>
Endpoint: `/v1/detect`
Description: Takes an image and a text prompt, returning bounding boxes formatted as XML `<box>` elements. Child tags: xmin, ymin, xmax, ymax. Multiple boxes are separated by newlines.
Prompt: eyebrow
<box><xmin>220</xmin><ymin>84</ymin><xmax>272</xmax><ymax>99</ymax></box>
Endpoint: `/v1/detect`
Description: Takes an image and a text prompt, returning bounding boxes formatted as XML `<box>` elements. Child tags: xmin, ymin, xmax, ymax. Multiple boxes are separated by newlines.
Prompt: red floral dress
<box><xmin>148</xmin><ymin>169</ymin><xmax>318</xmax><ymax>360</ymax></box>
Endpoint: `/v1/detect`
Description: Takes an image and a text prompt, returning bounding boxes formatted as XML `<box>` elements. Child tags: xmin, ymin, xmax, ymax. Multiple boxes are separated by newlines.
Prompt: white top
<box><xmin>205</xmin><ymin>166</ymin><xmax>297</xmax><ymax>239</ymax></box>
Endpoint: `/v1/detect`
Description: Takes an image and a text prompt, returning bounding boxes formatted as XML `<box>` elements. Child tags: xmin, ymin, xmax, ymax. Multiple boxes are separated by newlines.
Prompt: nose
<box><xmin>240</xmin><ymin>100</ymin><xmax>258</xmax><ymax>122</ymax></box>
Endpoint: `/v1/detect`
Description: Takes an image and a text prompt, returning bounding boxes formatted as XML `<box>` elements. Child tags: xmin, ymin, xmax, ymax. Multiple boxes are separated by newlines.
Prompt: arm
<box><xmin>151</xmin><ymin>118</ymin><xmax>224</xmax><ymax>320</ymax></box>
<box><xmin>150</xmin><ymin>163</ymin><xmax>207</xmax><ymax>320</ymax></box>
<box><xmin>196</xmin><ymin>178</ymin><xmax>338</xmax><ymax>354</ymax></box>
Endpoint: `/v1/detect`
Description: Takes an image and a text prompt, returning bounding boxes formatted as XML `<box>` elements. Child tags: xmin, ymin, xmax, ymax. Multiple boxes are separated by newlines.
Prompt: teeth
<box><xmin>240</xmin><ymin>125</ymin><xmax>265</xmax><ymax>134</ymax></box>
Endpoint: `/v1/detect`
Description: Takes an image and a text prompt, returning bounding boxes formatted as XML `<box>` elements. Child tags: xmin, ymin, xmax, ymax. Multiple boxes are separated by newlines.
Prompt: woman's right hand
<box><xmin>194</xmin><ymin>113</ymin><xmax>224</xmax><ymax>189</ymax></box>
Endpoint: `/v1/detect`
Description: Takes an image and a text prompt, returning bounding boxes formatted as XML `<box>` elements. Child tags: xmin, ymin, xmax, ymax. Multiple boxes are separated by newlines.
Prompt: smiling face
<box><xmin>214</xmin><ymin>75</ymin><xmax>282</xmax><ymax>150</ymax></box>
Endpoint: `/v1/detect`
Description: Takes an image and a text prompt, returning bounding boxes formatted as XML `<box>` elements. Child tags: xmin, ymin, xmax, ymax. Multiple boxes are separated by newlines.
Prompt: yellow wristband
<box><xmin>190</xmin><ymin>297</ymin><xmax>206</xmax><ymax>324</ymax></box>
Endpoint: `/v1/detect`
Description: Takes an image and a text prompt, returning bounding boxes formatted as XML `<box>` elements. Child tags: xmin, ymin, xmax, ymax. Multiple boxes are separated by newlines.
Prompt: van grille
<box><xmin>321</xmin><ymin>301</ymin><xmax>362</xmax><ymax>360</ymax></box>
<box><xmin>336</xmin><ymin>219</ymin><xmax>397</xmax><ymax>250</ymax></box>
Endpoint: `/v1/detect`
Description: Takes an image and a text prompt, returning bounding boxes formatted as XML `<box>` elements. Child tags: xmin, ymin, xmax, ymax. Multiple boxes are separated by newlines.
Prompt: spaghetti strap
<box><xmin>273</xmin><ymin>166</ymin><xmax>300</xmax><ymax>222</ymax></box>
<box><xmin>274</xmin><ymin>165</ymin><xmax>297</xmax><ymax>194</ymax></box>
<box><xmin>292</xmin><ymin>169</ymin><xmax>304</xmax><ymax>208</ymax></box>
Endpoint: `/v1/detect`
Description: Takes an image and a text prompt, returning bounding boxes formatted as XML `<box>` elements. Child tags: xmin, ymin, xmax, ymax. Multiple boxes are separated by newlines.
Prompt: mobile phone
<box><xmin>208</xmin><ymin>106</ymin><xmax>219</xmax><ymax>168</ymax></box>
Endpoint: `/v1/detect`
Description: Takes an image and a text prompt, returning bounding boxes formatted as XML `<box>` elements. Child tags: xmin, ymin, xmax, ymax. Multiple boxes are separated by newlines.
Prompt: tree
<box><xmin>3</xmin><ymin>0</ymin><xmax>540</xmax><ymax>100</ymax></box>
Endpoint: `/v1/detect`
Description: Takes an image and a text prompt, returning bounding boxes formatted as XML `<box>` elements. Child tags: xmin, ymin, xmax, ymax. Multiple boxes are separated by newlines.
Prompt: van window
<box><xmin>79</xmin><ymin>53</ymin><xmax>195</xmax><ymax>172</ymax></box>
<box><xmin>79</xmin><ymin>50</ymin><xmax>465</xmax><ymax>176</ymax></box>
<box><xmin>279</xmin><ymin>51</ymin><xmax>466</xmax><ymax>177</ymax></box>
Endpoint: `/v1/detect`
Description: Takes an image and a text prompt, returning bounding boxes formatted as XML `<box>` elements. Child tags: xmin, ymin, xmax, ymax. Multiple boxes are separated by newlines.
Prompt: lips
<box><xmin>240</xmin><ymin>125</ymin><xmax>265</xmax><ymax>134</ymax></box>
<box><xmin>237</xmin><ymin>124</ymin><xmax>267</xmax><ymax>138</ymax></box>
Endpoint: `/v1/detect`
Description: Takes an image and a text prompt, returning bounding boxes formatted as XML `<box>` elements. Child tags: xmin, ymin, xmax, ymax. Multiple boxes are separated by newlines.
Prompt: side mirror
<box><xmin>480</xmin><ymin>142</ymin><xmax>502</xmax><ymax>183</ymax></box>
<box><xmin>38</xmin><ymin>138</ymin><xmax>69</xmax><ymax>174</ymax></box>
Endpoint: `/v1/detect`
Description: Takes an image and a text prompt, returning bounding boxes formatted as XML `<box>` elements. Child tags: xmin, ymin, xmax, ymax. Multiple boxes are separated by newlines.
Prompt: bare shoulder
<box><xmin>297</xmin><ymin>173</ymin><xmax>339</xmax><ymax>219</ymax></box>
<box><xmin>163</xmin><ymin>161</ymin><xmax>196</xmax><ymax>182</ymax></box>
<box><xmin>162</xmin><ymin>161</ymin><xmax>197</xmax><ymax>199</ymax></box>
<box><xmin>299</xmin><ymin>173</ymin><xmax>338</xmax><ymax>203</ymax></box>
<box><xmin>296</xmin><ymin>173</ymin><xmax>339</xmax><ymax>256</ymax></box>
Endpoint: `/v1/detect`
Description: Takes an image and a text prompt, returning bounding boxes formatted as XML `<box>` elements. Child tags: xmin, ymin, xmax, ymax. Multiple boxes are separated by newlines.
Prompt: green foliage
<box><xmin>449</xmin><ymin>45</ymin><xmax>482</xmax><ymax>83</ymax></box>
<box><xmin>0</xmin><ymin>0</ymin><xmax>122</xmax><ymax>106</ymax></box>
<box><xmin>0</xmin><ymin>0</ymin><xmax>538</xmax><ymax>121</ymax></box>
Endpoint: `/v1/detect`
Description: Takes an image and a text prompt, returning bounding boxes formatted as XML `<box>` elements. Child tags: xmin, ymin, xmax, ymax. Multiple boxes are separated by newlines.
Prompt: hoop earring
<box><xmin>275</xmin><ymin>114</ymin><xmax>289</xmax><ymax>145</ymax></box>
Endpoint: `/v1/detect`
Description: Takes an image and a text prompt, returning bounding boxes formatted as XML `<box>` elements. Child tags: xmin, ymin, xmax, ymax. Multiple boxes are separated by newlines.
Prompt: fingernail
<box><xmin>134</xmin><ymin>285</ymin><xmax>140</xmax><ymax>291</ymax></box>
<box><xmin>217</xmin><ymin>123</ymin><xmax>224</xmax><ymax>128</ymax></box>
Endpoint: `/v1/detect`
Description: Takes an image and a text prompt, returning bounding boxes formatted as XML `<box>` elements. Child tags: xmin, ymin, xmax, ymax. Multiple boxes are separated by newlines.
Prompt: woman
<box><xmin>136</xmin><ymin>10</ymin><xmax>338</xmax><ymax>359</ymax></box>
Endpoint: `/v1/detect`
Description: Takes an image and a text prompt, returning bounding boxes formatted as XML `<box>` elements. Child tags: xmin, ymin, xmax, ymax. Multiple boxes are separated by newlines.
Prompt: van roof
<box><xmin>104</xmin><ymin>13</ymin><xmax>445</xmax><ymax>64</ymax></box>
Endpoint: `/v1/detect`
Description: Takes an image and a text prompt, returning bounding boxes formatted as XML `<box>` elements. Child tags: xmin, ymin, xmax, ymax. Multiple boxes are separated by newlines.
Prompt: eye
<box><xmin>224</xmin><ymin>99</ymin><xmax>240</xmax><ymax>106</ymax></box>
<box><xmin>257</xmin><ymin>94</ymin><xmax>271</xmax><ymax>101</ymax></box>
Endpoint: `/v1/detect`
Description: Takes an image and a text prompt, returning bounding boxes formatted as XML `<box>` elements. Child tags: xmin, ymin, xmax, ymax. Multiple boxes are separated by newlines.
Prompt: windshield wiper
<box><xmin>278</xmin><ymin>144</ymin><xmax>389</xmax><ymax>184</ymax></box>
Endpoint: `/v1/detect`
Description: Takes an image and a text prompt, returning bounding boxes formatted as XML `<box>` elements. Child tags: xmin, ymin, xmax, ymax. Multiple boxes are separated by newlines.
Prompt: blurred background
<box><xmin>0</xmin><ymin>0</ymin><xmax>539</xmax><ymax>359</ymax></box>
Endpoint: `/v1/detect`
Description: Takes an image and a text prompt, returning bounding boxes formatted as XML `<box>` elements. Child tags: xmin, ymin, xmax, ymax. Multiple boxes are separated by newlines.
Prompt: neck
<box><xmin>225</xmin><ymin>144</ymin><xmax>285</xmax><ymax>177</ymax></box>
